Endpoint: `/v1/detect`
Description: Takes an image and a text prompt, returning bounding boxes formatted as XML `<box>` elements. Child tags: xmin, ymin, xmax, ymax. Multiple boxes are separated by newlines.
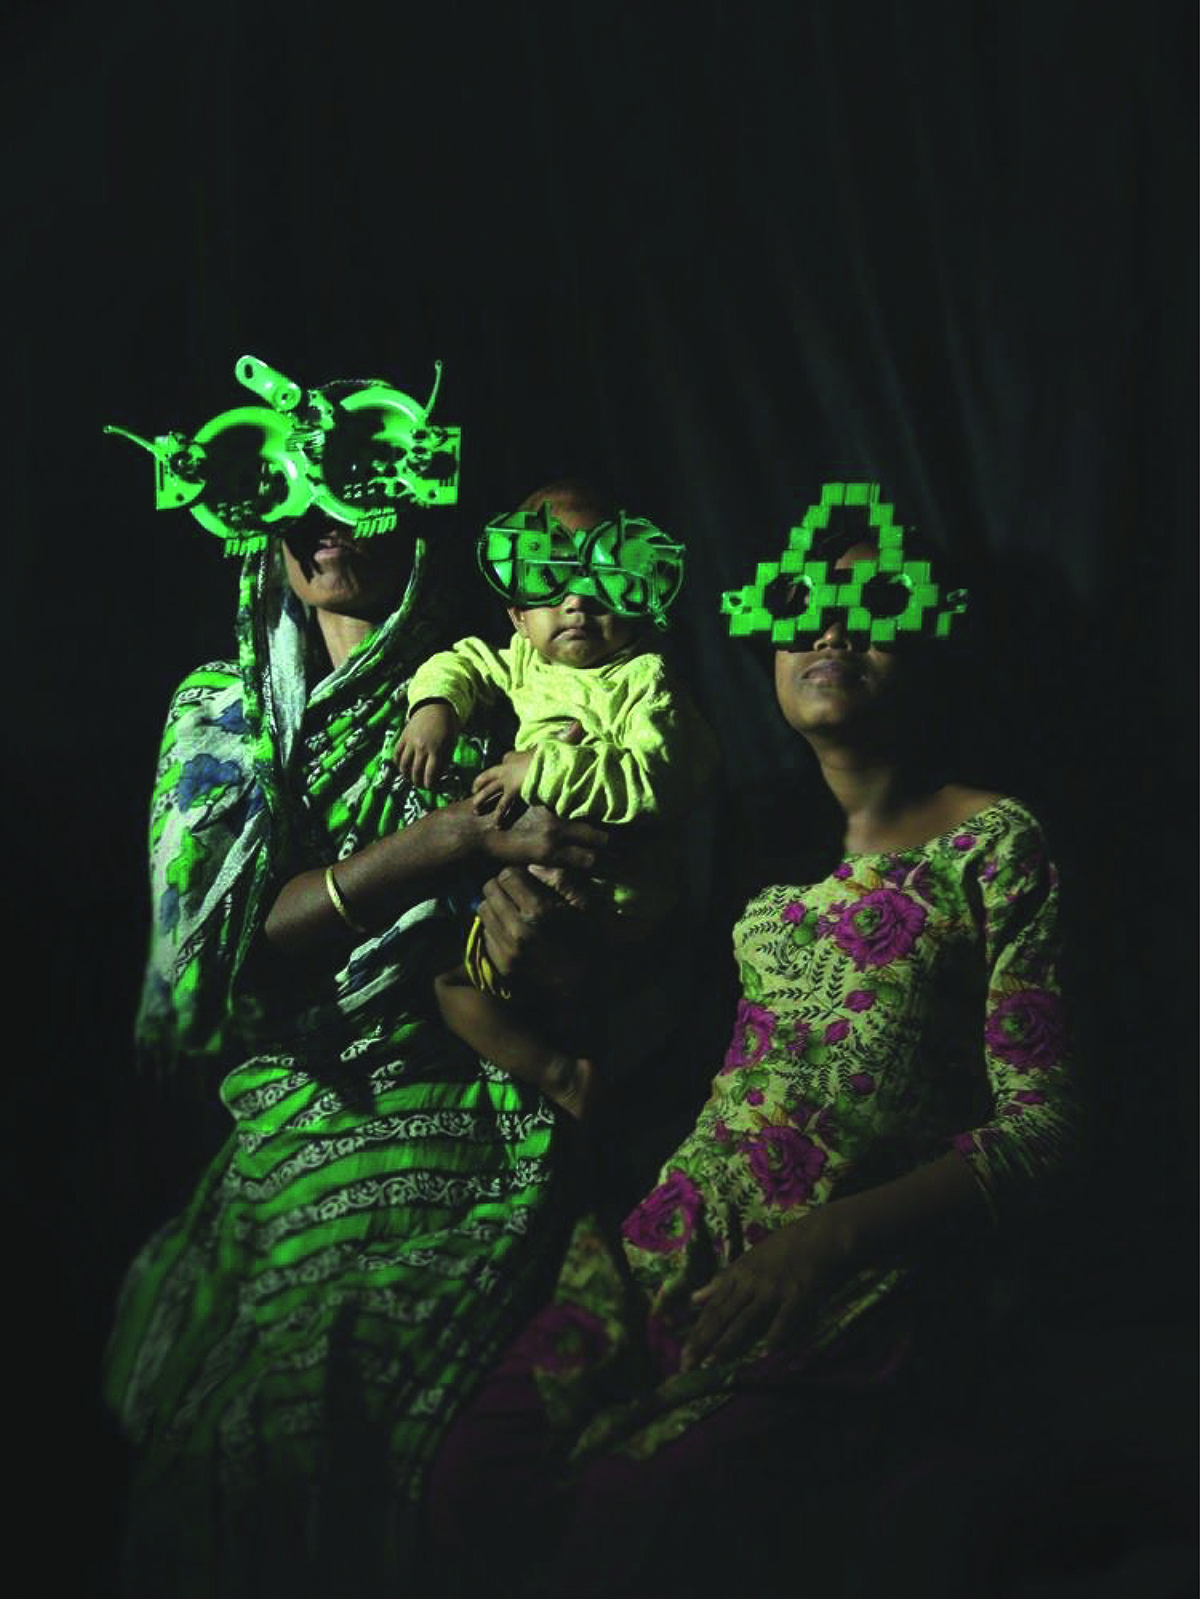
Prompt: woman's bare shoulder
<box><xmin>935</xmin><ymin>785</ymin><xmax>1007</xmax><ymax>831</ymax></box>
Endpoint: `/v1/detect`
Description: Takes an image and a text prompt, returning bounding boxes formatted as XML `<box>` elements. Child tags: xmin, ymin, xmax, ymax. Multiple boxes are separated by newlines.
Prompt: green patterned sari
<box><xmin>105</xmin><ymin>541</ymin><xmax>560</xmax><ymax>1592</ymax></box>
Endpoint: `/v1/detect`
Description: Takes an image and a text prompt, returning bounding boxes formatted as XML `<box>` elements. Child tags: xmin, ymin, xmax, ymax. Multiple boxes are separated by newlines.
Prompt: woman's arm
<box><xmin>682</xmin><ymin>1151</ymin><xmax>987</xmax><ymax>1370</ymax></box>
<box><xmin>948</xmin><ymin>824</ymin><xmax>1076</xmax><ymax>1222</ymax></box>
<box><xmin>684</xmin><ymin>813</ymin><xmax>1076</xmax><ymax>1371</ymax></box>
<box><xmin>263</xmin><ymin>801</ymin><xmax>606</xmax><ymax>966</ymax></box>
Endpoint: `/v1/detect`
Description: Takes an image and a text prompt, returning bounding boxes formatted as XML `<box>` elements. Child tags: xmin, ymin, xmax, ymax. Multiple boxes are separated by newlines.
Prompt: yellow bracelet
<box><xmin>324</xmin><ymin>864</ymin><xmax>369</xmax><ymax>936</ymax></box>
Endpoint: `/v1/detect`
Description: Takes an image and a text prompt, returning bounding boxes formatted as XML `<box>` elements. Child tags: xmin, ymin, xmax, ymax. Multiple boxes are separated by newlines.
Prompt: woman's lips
<box><xmin>802</xmin><ymin>659</ymin><xmax>861</xmax><ymax>684</ymax></box>
<box><xmin>312</xmin><ymin>536</ymin><xmax>356</xmax><ymax>562</ymax></box>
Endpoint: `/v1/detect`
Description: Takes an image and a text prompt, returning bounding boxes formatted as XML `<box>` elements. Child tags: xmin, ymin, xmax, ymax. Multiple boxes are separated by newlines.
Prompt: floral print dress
<box><xmin>526</xmin><ymin>798</ymin><xmax>1075</xmax><ymax>1463</ymax></box>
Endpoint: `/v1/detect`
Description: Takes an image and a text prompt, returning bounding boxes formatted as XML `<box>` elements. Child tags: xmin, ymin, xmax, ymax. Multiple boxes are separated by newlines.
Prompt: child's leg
<box><xmin>434</xmin><ymin>966</ymin><xmax>596</xmax><ymax>1122</ymax></box>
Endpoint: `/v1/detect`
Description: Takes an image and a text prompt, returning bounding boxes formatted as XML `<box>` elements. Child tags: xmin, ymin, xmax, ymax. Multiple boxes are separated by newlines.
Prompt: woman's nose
<box><xmin>813</xmin><ymin>615</ymin><xmax>849</xmax><ymax>649</ymax></box>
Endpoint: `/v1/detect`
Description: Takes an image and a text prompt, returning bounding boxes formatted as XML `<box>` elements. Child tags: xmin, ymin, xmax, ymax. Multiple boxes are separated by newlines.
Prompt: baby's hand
<box><xmin>394</xmin><ymin>700</ymin><xmax>460</xmax><ymax>789</ymax></box>
<box><xmin>472</xmin><ymin>748</ymin><xmax>534</xmax><ymax>823</ymax></box>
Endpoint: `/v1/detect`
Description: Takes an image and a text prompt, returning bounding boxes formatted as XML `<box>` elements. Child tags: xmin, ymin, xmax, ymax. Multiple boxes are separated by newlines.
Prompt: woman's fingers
<box><xmin>474</xmin><ymin>899</ymin><xmax>517</xmax><ymax>970</ymax></box>
<box><xmin>763</xmin><ymin>1292</ymin><xmax>808</xmax><ymax>1353</ymax></box>
<box><xmin>496</xmin><ymin>807</ymin><xmax>607</xmax><ymax>870</ymax></box>
<box><xmin>681</xmin><ymin>1272</ymin><xmax>741</xmax><ymax>1368</ymax></box>
<box><xmin>475</xmin><ymin>873</ymin><xmax>546</xmax><ymax>968</ymax></box>
<box><xmin>483</xmin><ymin>866</ymin><xmax>558</xmax><ymax>922</ymax></box>
<box><xmin>683</xmin><ymin>1223</ymin><xmax>833</xmax><ymax>1369</ymax></box>
<box><xmin>683</xmin><ymin>1280</ymin><xmax>766</xmax><ymax>1370</ymax></box>
<box><xmin>475</xmin><ymin>865</ymin><xmax>592</xmax><ymax>986</ymax></box>
<box><xmin>549</xmin><ymin>843</ymin><xmax>593</xmax><ymax>870</ymax></box>
<box><xmin>525</xmin><ymin>864</ymin><xmax>591</xmax><ymax>911</ymax></box>
<box><xmin>546</xmin><ymin>818</ymin><xmax>608</xmax><ymax>867</ymax></box>
<box><xmin>701</xmin><ymin>1297</ymin><xmax>771</xmax><ymax>1367</ymax></box>
<box><xmin>475</xmin><ymin>876</ymin><xmax>556</xmax><ymax>977</ymax></box>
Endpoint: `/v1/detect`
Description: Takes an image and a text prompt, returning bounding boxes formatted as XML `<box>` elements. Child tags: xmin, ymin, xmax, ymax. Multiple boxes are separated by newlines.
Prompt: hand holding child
<box><xmin>395</xmin><ymin>700</ymin><xmax>460</xmax><ymax>789</ymax></box>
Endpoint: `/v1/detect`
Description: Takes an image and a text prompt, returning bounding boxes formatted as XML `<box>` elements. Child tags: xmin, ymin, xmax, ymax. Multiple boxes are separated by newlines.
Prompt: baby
<box><xmin>395</xmin><ymin>480</ymin><xmax>717</xmax><ymax>1120</ymax></box>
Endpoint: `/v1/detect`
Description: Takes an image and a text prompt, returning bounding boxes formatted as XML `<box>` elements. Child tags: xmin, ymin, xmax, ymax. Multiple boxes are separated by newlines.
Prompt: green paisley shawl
<box><xmin>105</xmin><ymin>540</ymin><xmax>560</xmax><ymax>1589</ymax></box>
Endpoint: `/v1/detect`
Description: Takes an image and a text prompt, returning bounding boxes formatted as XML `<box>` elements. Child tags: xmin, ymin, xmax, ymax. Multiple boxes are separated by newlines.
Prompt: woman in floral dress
<box><xmin>426</xmin><ymin>530</ymin><xmax>1076</xmax><ymax>1594</ymax></box>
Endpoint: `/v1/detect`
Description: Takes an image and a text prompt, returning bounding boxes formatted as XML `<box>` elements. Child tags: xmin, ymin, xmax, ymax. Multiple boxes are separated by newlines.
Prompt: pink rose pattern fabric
<box><xmin>828</xmin><ymin>887</ymin><xmax>927</xmax><ymax>969</ymax></box>
<box><xmin>984</xmin><ymin>989</ymin><xmax>1067</xmax><ymax>1071</ymax></box>
<box><xmin>530</xmin><ymin>798</ymin><xmax>1075</xmax><ymax>1463</ymax></box>
<box><xmin>621</xmin><ymin>1170</ymin><xmax>704</xmax><ymax>1253</ymax></box>
<box><xmin>720</xmin><ymin>1000</ymin><xmax>778</xmax><ymax>1073</ymax></box>
<box><xmin>512</xmin><ymin>1303</ymin><xmax>611</xmax><ymax>1374</ymax></box>
<box><xmin>745</xmin><ymin>1126</ymin><xmax>827</xmax><ymax>1206</ymax></box>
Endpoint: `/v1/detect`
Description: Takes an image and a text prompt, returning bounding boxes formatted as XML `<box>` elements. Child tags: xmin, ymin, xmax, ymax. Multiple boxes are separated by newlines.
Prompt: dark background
<box><xmin>7</xmin><ymin>1</ymin><xmax>1196</xmax><ymax>1590</ymax></box>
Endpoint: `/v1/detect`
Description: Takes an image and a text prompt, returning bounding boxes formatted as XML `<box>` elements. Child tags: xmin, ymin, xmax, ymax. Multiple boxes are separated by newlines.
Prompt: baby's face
<box><xmin>509</xmin><ymin>594</ymin><xmax>640</xmax><ymax>668</ymax></box>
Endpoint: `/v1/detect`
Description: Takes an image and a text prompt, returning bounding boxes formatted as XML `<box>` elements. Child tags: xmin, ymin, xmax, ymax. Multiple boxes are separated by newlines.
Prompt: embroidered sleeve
<box><xmin>951</xmin><ymin>812</ymin><xmax>1077</xmax><ymax>1222</ymax></box>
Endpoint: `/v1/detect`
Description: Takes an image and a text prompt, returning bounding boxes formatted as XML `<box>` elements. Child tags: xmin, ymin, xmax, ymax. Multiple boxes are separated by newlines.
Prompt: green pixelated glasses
<box><xmin>721</xmin><ymin>482</ymin><xmax>968</xmax><ymax>645</ymax></box>
<box><xmin>478</xmin><ymin>504</ymin><xmax>685</xmax><ymax>628</ymax></box>
<box><xmin>105</xmin><ymin>355</ymin><xmax>461</xmax><ymax>556</ymax></box>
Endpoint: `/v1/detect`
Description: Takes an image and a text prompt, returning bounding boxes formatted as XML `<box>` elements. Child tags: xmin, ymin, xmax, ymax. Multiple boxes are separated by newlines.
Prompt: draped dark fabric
<box><xmin>10</xmin><ymin>1</ymin><xmax>1194</xmax><ymax>1591</ymax></box>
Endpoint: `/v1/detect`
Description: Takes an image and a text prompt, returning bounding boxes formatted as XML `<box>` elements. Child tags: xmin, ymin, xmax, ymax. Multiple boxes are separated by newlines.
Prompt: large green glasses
<box><xmin>478</xmin><ymin>504</ymin><xmax>685</xmax><ymax>629</ymax></box>
<box><xmin>105</xmin><ymin>355</ymin><xmax>461</xmax><ymax>556</ymax></box>
<box><xmin>721</xmin><ymin>482</ymin><xmax>968</xmax><ymax>645</ymax></box>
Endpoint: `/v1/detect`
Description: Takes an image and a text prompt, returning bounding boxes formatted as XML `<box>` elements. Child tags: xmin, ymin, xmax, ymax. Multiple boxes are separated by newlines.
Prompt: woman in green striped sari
<box><xmin>106</xmin><ymin>515</ymin><xmax>605</xmax><ymax>1597</ymax></box>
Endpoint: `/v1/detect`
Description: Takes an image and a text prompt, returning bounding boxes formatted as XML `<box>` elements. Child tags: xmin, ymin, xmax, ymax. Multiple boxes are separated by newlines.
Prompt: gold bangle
<box><xmin>324</xmin><ymin>864</ymin><xmax>369</xmax><ymax>936</ymax></box>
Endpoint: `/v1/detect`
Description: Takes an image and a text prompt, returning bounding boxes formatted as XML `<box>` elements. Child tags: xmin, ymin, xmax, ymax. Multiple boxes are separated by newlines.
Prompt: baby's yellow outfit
<box><xmin>406</xmin><ymin>634</ymin><xmax>718</xmax><ymax>929</ymax></box>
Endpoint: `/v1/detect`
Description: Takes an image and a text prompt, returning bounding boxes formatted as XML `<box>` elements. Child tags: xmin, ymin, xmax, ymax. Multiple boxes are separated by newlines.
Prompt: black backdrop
<box><xmin>7</xmin><ymin>1</ymin><xmax>1196</xmax><ymax>1589</ymax></box>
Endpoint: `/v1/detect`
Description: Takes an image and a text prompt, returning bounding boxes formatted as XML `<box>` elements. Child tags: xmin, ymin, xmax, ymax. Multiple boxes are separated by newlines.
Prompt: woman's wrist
<box><xmin>456</xmin><ymin>801</ymin><xmax>510</xmax><ymax>865</ymax></box>
<box><xmin>816</xmin><ymin>1153</ymin><xmax>989</xmax><ymax>1272</ymax></box>
<box><xmin>264</xmin><ymin>800</ymin><xmax>489</xmax><ymax>962</ymax></box>
<box><xmin>783</xmin><ymin>1200</ymin><xmax>863</xmax><ymax>1280</ymax></box>
<box><xmin>816</xmin><ymin>1196</ymin><xmax>870</xmax><ymax>1275</ymax></box>
<box><xmin>370</xmin><ymin>799</ymin><xmax>491</xmax><ymax>888</ymax></box>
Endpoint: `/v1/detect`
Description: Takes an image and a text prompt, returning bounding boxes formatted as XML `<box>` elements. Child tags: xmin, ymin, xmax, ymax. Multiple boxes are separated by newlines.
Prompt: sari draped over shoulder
<box><xmin>106</xmin><ymin>541</ymin><xmax>562</xmax><ymax>1592</ymax></box>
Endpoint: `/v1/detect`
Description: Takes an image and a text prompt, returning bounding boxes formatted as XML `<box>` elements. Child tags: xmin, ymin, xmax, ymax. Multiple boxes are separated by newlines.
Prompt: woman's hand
<box><xmin>263</xmin><ymin>718</ymin><xmax>602</xmax><ymax>970</ymax></box>
<box><xmin>394</xmin><ymin>700</ymin><xmax>460</xmax><ymax>788</ymax></box>
<box><xmin>263</xmin><ymin>792</ymin><xmax>603</xmax><ymax>968</ymax></box>
<box><xmin>680</xmin><ymin>1207</ymin><xmax>855</xmax><ymax>1372</ymax></box>
<box><xmin>475</xmin><ymin>864</ymin><xmax>592</xmax><ymax>994</ymax></box>
<box><xmin>481</xmin><ymin>804</ymin><xmax>606</xmax><ymax>872</ymax></box>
